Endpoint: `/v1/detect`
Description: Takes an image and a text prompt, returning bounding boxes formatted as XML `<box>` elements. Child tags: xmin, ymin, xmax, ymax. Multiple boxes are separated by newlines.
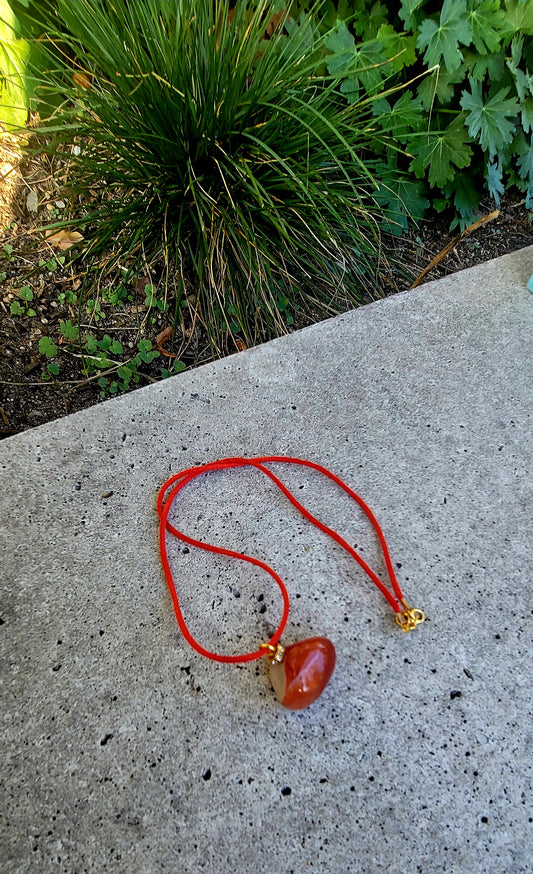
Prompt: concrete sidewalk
<box><xmin>1</xmin><ymin>246</ymin><xmax>532</xmax><ymax>873</ymax></box>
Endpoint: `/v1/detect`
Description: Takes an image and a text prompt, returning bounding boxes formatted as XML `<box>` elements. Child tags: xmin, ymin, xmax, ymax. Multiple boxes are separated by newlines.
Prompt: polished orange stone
<box><xmin>269</xmin><ymin>637</ymin><xmax>336</xmax><ymax>710</ymax></box>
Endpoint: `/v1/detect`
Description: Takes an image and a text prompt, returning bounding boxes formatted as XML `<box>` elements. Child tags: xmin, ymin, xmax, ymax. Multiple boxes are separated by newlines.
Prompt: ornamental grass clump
<box><xmin>25</xmin><ymin>0</ymin><xmax>397</xmax><ymax>348</ymax></box>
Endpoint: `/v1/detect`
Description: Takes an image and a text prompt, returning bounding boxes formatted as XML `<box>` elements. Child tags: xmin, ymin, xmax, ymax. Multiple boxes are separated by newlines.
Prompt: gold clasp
<box><xmin>395</xmin><ymin>599</ymin><xmax>425</xmax><ymax>633</ymax></box>
<box><xmin>259</xmin><ymin>642</ymin><xmax>286</xmax><ymax>663</ymax></box>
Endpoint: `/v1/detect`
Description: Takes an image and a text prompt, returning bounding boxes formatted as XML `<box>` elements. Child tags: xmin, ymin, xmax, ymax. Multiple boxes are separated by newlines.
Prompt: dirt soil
<box><xmin>1</xmin><ymin>132</ymin><xmax>532</xmax><ymax>439</ymax></box>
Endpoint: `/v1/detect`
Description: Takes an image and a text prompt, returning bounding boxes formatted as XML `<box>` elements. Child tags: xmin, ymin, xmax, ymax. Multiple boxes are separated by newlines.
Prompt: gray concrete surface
<box><xmin>1</xmin><ymin>246</ymin><xmax>532</xmax><ymax>874</ymax></box>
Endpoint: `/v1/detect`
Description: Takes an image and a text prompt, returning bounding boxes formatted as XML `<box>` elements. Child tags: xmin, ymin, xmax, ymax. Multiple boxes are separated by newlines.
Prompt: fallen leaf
<box><xmin>133</xmin><ymin>275</ymin><xmax>151</xmax><ymax>295</ymax></box>
<box><xmin>73</xmin><ymin>70</ymin><xmax>92</xmax><ymax>90</ymax></box>
<box><xmin>155</xmin><ymin>326</ymin><xmax>173</xmax><ymax>346</ymax></box>
<box><xmin>45</xmin><ymin>230</ymin><xmax>84</xmax><ymax>250</ymax></box>
<box><xmin>26</xmin><ymin>190</ymin><xmax>39</xmax><ymax>213</ymax></box>
<box><xmin>156</xmin><ymin>325</ymin><xmax>177</xmax><ymax>358</ymax></box>
<box><xmin>266</xmin><ymin>10</ymin><xmax>287</xmax><ymax>36</ymax></box>
<box><xmin>235</xmin><ymin>339</ymin><xmax>248</xmax><ymax>351</ymax></box>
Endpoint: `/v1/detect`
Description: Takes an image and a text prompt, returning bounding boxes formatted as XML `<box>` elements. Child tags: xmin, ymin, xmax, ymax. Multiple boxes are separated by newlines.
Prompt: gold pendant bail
<box><xmin>260</xmin><ymin>641</ymin><xmax>286</xmax><ymax>664</ymax></box>
<box><xmin>395</xmin><ymin>599</ymin><xmax>425</xmax><ymax>633</ymax></box>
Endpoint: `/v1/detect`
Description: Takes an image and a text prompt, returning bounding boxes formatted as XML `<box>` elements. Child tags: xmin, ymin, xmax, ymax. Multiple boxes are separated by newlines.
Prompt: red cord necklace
<box><xmin>157</xmin><ymin>455</ymin><xmax>424</xmax><ymax>710</ymax></box>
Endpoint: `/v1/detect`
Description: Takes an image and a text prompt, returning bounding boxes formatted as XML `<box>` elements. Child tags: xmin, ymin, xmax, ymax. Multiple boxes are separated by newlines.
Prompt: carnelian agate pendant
<box><xmin>267</xmin><ymin>637</ymin><xmax>336</xmax><ymax>710</ymax></box>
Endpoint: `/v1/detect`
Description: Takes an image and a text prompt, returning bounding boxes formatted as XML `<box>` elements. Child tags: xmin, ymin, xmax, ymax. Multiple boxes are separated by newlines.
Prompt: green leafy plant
<box><xmin>38</xmin><ymin>333</ymin><xmax>60</xmax><ymax>375</ymax></box>
<box><xmin>85</xmin><ymin>298</ymin><xmax>104</xmax><ymax>322</ymax></box>
<box><xmin>23</xmin><ymin>0</ymin><xmax>407</xmax><ymax>348</ymax></box>
<box><xmin>56</xmin><ymin>288</ymin><xmax>78</xmax><ymax>306</ymax></box>
<box><xmin>144</xmin><ymin>284</ymin><xmax>168</xmax><ymax>314</ymax></box>
<box><xmin>59</xmin><ymin>318</ymin><xmax>79</xmax><ymax>341</ymax></box>
<box><xmin>322</xmin><ymin>0</ymin><xmax>533</xmax><ymax>227</ymax></box>
<box><xmin>56</xmin><ymin>318</ymin><xmax>177</xmax><ymax>396</ymax></box>
<box><xmin>10</xmin><ymin>283</ymin><xmax>36</xmax><ymax>315</ymax></box>
<box><xmin>94</xmin><ymin>338</ymin><xmax>167</xmax><ymax>396</ymax></box>
<box><xmin>161</xmin><ymin>360</ymin><xmax>186</xmax><ymax>380</ymax></box>
<box><xmin>38</xmin><ymin>254</ymin><xmax>65</xmax><ymax>272</ymax></box>
<box><xmin>83</xmin><ymin>332</ymin><xmax>123</xmax><ymax>370</ymax></box>
<box><xmin>38</xmin><ymin>335</ymin><xmax>58</xmax><ymax>357</ymax></box>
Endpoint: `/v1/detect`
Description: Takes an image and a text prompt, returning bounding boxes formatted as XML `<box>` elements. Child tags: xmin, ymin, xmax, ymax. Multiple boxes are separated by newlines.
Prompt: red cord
<box><xmin>157</xmin><ymin>456</ymin><xmax>406</xmax><ymax>664</ymax></box>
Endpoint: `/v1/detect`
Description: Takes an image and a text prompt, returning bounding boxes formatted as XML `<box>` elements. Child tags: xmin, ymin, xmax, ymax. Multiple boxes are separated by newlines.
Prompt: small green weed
<box><xmin>56</xmin><ymin>288</ymin><xmax>78</xmax><ymax>306</ymax></box>
<box><xmin>83</xmin><ymin>333</ymin><xmax>122</xmax><ymax>370</ymax></box>
<box><xmin>136</xmin><ymin>339</ymin><xmax>159</xmax><ymax>364</ymax></box>
<box><xmin>56</xmin><ymin>320</ymin><xmax>180</xmax><ymax>396</ymax></box>
<box><xmin>2</xmin><ymin>244</ymin><xmax>14</xmax><ymax>262</ymax></box>
<box><xmin>59</xmin><ymin>319</ymin><xmax>80</xmax><ymax>341</ymax></box>
<box><xmin>276</xmin><ymin>293</ymin><xmax>295</xmax><ymax>327</ymax></box>
<box><xmin>86</xmin><ymin>299</ymin><xmax>104</xmax><ymax>322</ymax></box>
<box><xmin>10</xmin><ymin>285</ymin><xmax>36</xmax><ymax>317</ymax></box>
<box><xmin>102</xmin><ymin>285</ymin><xmax>128</xmax><ymax>306</ymax></box>
<box><xmin>38</xmin><ymin>335</ymin><xmax>60</xmax><ymax>377</ymax></box>
<box><xmin>39</xmin><ymin>256</ymin><xmax>65</xmax><ymax>273</ymax></box>
<box><xmin>161</xmin><ymin>360</ymin><xmax>186</xmax><ymax>380</ymax></box>
<box><xmin>38</xmin><ymin>336</ymin><xmax>58</xmax><ymax>358</ymax></box>
<box><xmin>144</xmin><ymin>285</ymin><xmax>168</xmax><ymax>313</ymax></box>
<box><xmin>95</xmin><ymin>339</ymin><xmax>172</xmax><ymax>396</ymax></box>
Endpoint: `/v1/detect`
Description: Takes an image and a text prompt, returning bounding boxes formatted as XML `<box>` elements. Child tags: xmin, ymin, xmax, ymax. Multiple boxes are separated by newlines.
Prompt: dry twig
<box><xmin>411</xmin><ymin>211</ymin><xmax>500</xmax><ymax>288</ymax></box>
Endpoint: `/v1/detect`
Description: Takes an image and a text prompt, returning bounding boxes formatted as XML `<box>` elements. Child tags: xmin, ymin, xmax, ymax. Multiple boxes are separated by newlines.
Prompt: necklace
<box><xmin>157</xmin><ymin>456</ymin><xmax>424</xmax><ymax>710</ymax></box>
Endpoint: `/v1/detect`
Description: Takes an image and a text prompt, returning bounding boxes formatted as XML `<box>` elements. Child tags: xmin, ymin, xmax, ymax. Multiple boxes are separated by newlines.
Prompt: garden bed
<box><xmin>2</xmin><ymin>1</ymin><xmax>532</xmax><ymax>438</ymax></box>
<box><xmin>1</xmin><ymin>136</ymin><xmax>531</xmax><ymax>438</ymax></box>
